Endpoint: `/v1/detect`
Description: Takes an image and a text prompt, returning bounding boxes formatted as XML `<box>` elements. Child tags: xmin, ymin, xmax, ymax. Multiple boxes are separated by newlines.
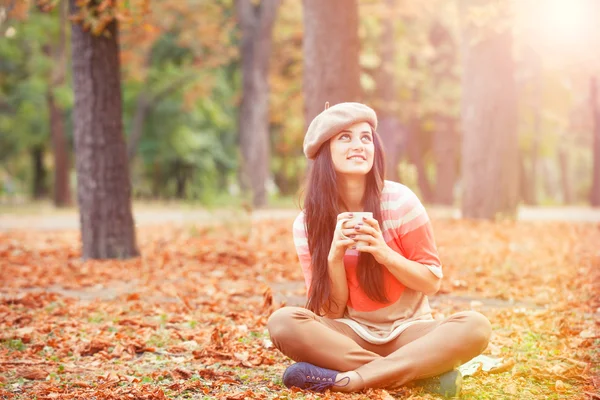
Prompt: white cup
<box><xmin>335</xmin><ymin>212</ymin><xmax>373</xmax><ymax>249</ymax></box>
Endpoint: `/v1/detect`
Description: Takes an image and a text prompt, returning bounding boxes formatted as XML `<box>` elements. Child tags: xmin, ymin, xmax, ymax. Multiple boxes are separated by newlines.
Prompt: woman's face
<box><xmin>329</xmin><ymin>121</ymin><xmax>375</xmax><ymax>176</ymax></box>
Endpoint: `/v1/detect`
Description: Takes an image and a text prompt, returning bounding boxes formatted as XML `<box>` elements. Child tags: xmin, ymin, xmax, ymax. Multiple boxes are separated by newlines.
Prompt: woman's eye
<box><xmin>361</xmin><ymin>135</ymin><xmax>372</xmax><ymax>142</ymax></box>
<box><xmin>339</xmin><ymin>134</ymin><xmax>350</xmax><ymax>140</ymax></box>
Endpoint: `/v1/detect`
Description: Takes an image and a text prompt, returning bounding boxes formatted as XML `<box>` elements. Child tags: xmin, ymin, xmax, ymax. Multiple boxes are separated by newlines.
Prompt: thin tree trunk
<box><xmin>39</xmin><ymin>0</ymin><xmax>71</xmax><ymax>207</ymax></box>
<box><xmin>70</xmin><ymin>0</ymin><xmax>138</xmax><ymax>259</ymax></box>
<box><xmin>31</xmin><ymin>146</ymin><xmax>47</xmax><ymax>199</ymax></box>
<box><xmin>375</xmin><ymin>0</ymin><xmax>400</xmax><ymax>182</ymax></box>
<box><xmin>127</xmin><ymin>72</ymin><xmax>194</xmax><ymax>165</ymax></box>
<box><xmin>237</xmin><ymin>0</ymin><xmax>280</xmax><ymax>208</ymax></box>
<box><xmin>429</xmin><ymin>21</ymin><xmax>459</xmax><ymax>205</ymax></box>
<box><xmin>433</xmin><ymin>116</ymin><xmax>458</xmax><ymax>205</ymax></box>
<box><xmin>48</xmin><ymin>91</ymin><xmax>71</xmax><ymax>207</ymax></box>
<box><xmin>590</xmin><ymin>76</ymin><xmax>600</xmax><ymax>206</ymax></box>
<box><xmin>558</xmin><ymin>146</ymin><xmax>573</xmax><ymax>204</ymax></box>
<box><xmin>406</xmin><ymin>123</ymin><xmax>433</xmax><ymax>202</ymax></box>
<box><xmin>127</xmin><ymin>89</ymin><xmax>151</xmax><ymax>165</ymax></box>
<box><xmin>459</xmin><ymin>0</ymin><xmax>519</xmax><ymax>219</ymax></box>
<box><xmin>303</xmin><ymin>0</ymin><xmax>361</xmax><ymax>124</ymax></box>
<box><xmin>519</xmin><ymin>150</ymin><xmax>534</xmax><ymax>204</ymax></box>
<box><xmin>48</xmin><ymin>0</ymin><xmax>71</xmax><ymax>207</ymax></box>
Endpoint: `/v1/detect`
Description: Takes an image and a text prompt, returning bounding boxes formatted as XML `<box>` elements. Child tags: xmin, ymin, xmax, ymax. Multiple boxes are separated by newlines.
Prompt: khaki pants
<box><xmin>267</xmin><ymin>306</ymin><xmax>492</xmax><ymax>389</ymax></box>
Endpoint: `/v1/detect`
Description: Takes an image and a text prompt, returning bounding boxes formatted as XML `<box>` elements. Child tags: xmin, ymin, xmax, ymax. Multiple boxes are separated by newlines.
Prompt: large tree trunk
<box><xmin>70</xmin><ymin>1</ymin><xmax>138</xmax><ymax>259</ymax></box>
<box><xmin>303</xmin><ymin>0</ymin><xmax>361</xmax><ymax>124</ymax></box>
<box><xmin>375</xmin><ymin>0</ymin><xmax>400</xmax><ymax>182</ymax></box>
<box><xmin>237</xmin><ymin>0</ymin><xmax>280</xmax><ymax>208</ymax></box>
<box><xmin>459</xmin><ymin>0</ymin><xmax>519</xmax><ymax>219</ymax></box>
<box><xmin>590</xmin><ymin>76</ymin><xmax>600</xmax><ymax>206</ymax></box>
<box><xmin>31</xmin><ymin>146</ymin><xmax>48</xmax><ymax>199</ymax></box>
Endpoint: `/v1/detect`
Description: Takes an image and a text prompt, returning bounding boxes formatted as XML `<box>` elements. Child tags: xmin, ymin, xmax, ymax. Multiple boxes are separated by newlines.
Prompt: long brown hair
<box><xmin>303</xmin><ymin>130</ymin><xmax>388</xmax><ymax>315</ymax></box>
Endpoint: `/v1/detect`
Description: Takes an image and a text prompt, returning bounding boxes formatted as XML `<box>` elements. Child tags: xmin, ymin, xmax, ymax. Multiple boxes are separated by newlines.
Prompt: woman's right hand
<box><xmin>328</xmin><ymin>212</ymin><xmax>357</xmax><ymax>262</ymax></box>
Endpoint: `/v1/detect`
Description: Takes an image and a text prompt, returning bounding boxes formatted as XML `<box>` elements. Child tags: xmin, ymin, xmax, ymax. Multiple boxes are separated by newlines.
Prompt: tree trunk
<box><xmin>558</xmin><ymin>146</ymin><xmax>573</xmax><ymax>204</ymax></box>
<box><xmin>433</xmin><ymin>116</ymin><xmax>458</xmax><ymax>205</ymax></box>
<box><xmin>237</xmin><ymin>0</ymin><xmax>280</xmax><ymax>208</ymax></box>
<box><xmin>40</xmin><ymin>0</ymin><xmax>71</xmax><ymax>207</ymax></box>
<box><xmin>303</xmin><ymin>0</ymin><xmax>361</xmax><ymax>124</ymax></box>
<box><xmin>127</xmin><ymin>89</ymin><xmax>151</xmax><ymax>165</ymax></box>
<box><xmin>70</xmin><ymin>0</ymin><xmax>138</xmax><ymax>259</ymax></box>
<box><xmin>31</xmin><ymin>146</ymin><xmax>48</xmax><ymax>199</ymax></box>
<box><xmin>406</xmin><ymin>123</ymin><xmax>433</xmax><ymax>202</ymax></box>
<box><xmin>48</xmin><ymin>91</ymin><xmax>71</xmax><ymax>207</ymax></box>
<box><xmin>459</xmin><ymin>0</ymin><xmax>519</xmax><ymax>219</ymax></box>
<box><xmin>590</xmin><ymin>76</ymin><xmax>600</xmax><ymax>206</ymax></box>
<box><xmin>519</xmin><ymin>150</ymin><xmax>534</xmax><ymax>205</ymax></box>
<box><xmin>429</xmin><ymin>21</ymin><xmax>459</xmax><ymax>205</ymax></box>
<box><xmin>375</xmin><ymin>0</ymin><xmax>400</xmax><ymax>182</ymax></box>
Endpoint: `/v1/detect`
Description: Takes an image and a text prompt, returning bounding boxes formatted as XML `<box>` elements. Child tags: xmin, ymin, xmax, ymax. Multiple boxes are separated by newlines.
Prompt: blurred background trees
<box><xmin>1</xmin><ymin>0</ymin><xmax>600</xmax><ymax>228</ymax></box>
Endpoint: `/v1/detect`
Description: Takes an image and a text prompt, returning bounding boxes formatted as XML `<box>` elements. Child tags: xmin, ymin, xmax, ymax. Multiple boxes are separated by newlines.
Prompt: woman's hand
<box><xmin>351</xmin><ymin>215</ymin><xmax>392</xmax><ymax>264</ymax></box>
<box><xmin>328</xmin><ymin>212</ymin><xmax>357</xmax><ymax>262</ymax></box>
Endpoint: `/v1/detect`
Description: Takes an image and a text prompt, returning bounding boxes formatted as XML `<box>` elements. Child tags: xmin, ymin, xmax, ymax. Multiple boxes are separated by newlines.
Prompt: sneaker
<box><xmin>415</xmin><ymin>369</ymin><xmax>462</xmax><ymax>398</ymax></box>
<box><xmin>282</xmin><ymin>362</ymin><xmax>350</xmax><ymax>392</ymax></box>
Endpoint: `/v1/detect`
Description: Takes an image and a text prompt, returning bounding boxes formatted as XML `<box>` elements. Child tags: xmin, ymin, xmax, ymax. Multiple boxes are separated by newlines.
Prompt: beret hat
<box><xmin>303</xmin><ymin>102</ymin><xmax>378</xmax><ymax>160</ymax></box>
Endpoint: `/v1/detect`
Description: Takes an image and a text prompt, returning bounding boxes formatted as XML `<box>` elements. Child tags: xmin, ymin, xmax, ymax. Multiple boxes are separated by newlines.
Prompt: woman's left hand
<box><xmin>352</xmin><ymin>215</ymin><xmax>392</xmax><ymax>264</ymax></box>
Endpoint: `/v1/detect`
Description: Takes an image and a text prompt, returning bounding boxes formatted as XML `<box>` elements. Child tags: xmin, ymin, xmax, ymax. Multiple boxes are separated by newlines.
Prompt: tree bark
<box><xmin>70</xmin><ymin>0</ymin><xmax>138</xmax><ymax>259</ymax></box>
<box><xmin>459</xmin><ymin>0</ymin><xmax>519</xmax><ymax>219</ymax></box>
<box><xmin>374</xmin><ymin>0</ymin><xmax>401</xmax><ymax>182</ymax></box>
<box><xmin>31</xmin><ymin>146</ymin><xmax>48</xmax><ymax>199</ymax></box>
<box><xmin>590</xmin><ymin>76</ymin><xmax>600</xmax><ymax>206</ymax></box>
<box><xmin>236</xmin><ymin>0</ymin><xmax>280</xmax><ymax>208</ymax></box>
<box><xmin>303</xmin><ymin>0</ymin><xmax>362</xmax><ymax>125</ymax></box>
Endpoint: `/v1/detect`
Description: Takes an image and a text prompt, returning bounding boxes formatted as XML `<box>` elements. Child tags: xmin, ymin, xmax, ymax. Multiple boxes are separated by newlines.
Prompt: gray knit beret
<box><xmin>303</xmin><ymin>102</ymin><xmax>378</xmax><ymax>160</ymax></box>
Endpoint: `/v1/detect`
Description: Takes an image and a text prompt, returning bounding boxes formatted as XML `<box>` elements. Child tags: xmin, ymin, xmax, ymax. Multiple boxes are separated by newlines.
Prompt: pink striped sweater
<box><xmin>293</xmin><ymin>180</ymin><xmax>443</xmax><ymax>344</ymax></box>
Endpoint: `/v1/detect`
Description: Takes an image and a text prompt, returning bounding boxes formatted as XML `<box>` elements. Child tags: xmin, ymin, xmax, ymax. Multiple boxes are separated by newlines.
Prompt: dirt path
<box><xmin>2</xmin><ymin>205</ymin><xmax>600</xmax><ymax>231</ymax></box>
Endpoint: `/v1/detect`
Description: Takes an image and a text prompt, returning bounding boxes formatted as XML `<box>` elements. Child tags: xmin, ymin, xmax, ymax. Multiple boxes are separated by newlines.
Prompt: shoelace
<box><xmin>306</xmin><ymin>375</ymin><xmax>350</xmax><ymax>392</ymax></box>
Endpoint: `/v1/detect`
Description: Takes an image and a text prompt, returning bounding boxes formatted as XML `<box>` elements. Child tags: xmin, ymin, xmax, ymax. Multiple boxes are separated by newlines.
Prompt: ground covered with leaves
<box><xmin>0</xmin><ymin>215</ymin><xmax>598</xmax><ymax>399</ymax></box>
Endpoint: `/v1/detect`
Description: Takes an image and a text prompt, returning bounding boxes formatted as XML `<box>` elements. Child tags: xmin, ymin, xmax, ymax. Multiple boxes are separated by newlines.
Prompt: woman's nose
<box><xmin>351</xmin><ymin>139</ymin><xmax>364</xmax><ymax>149</ymax></box>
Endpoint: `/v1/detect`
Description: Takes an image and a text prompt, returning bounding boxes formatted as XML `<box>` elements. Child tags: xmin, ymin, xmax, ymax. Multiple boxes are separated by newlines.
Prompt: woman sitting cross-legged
<box><xmin>267</xmin><ymin>102</ymin><xmax>492</xmax><ymax>397</ymax></box>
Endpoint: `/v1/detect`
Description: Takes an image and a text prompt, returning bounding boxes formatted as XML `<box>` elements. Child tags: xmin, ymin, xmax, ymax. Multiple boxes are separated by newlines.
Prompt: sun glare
<box><xmin>539</xmin><ymin>0</ymin><xmax>590</xmax><ymax>45</ymax></box>
<box><xmin>517</xmin><ymin>0</ymin><xmax>600</xmax><ymax>64</ymax></box>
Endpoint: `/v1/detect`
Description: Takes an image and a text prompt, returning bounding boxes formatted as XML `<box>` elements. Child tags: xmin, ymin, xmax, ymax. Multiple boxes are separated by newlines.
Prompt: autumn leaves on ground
<box><xmin>0</xmin><ymin>214</ymin><xmax>598</xmax><ymax>399</ymax></box>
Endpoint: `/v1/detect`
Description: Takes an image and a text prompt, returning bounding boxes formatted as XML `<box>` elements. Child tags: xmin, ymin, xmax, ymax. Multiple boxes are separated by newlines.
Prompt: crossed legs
<box><xmin>267</xmin><ymin>306</ymin><xmax>492</xmax><ymax>391</ymax></box>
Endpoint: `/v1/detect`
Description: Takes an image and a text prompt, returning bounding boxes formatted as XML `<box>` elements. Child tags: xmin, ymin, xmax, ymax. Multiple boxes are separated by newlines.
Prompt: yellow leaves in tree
<box><xmin>70</xmin><ymin>0</ymin><xmax>150</xmax><ymax>36</ymax></box>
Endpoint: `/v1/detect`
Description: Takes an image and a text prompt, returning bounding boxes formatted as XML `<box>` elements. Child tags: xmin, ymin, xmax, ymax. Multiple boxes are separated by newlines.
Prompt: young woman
<box><xmin>267</xmin><ymin>102</ymin><xmax>492</xmax><ymax>397</ymax></box>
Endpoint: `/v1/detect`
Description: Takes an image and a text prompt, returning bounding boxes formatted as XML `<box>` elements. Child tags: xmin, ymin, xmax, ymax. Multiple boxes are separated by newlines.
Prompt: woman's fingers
<box><xmin>352</xmin><ymin>234</ymin><xmax>373</xmax><ymax>244</ymax></box>
<box><xmin>341</xmin><ymin>228</ymin><xmax>358</xmax><ymax>237</ymax></box>
<box><xmin>353</xmin><ymin>223</ymin><xmax>377</xmax><ymax>236</ymax></box>
<box><xmin>335</xmin><ymin>238</ymin><xmax>355</xmax><ymax>249</ymax></box>
<box><xmin>361</xmin><ymin>216</ymin><xmax>381</xmax><ymax>232</ymax></box>
<box><xmin>336</xmin><ymin>212</ymin><xmax>354</xmax><ymax>221</ymax></box>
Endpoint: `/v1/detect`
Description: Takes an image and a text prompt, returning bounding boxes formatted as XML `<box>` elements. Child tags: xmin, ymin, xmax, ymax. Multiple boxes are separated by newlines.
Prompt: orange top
<box><xmin>293</xmin><ymin>180</ymin><xmax>442</xmax><ymax>343</ymax></box>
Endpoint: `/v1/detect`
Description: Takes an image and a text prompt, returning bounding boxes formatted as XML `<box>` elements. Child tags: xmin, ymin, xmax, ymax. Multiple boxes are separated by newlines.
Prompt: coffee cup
<box><xmin>335</xmin><ymin>212</ymin><xmax>373</xmax><ymax>250</ymax></box>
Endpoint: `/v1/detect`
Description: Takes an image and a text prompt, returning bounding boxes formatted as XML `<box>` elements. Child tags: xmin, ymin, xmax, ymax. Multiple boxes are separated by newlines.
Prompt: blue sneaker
<box><xmin>282</xmin><ymin>362</ymin><xmax>350</xmax><ymax>392</ymax></box>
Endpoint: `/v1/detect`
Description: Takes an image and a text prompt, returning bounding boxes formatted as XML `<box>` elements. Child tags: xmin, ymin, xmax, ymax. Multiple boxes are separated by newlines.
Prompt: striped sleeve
<box><xmin>293</xmin><ymin>212</ymin><xmax>313</xmax><ymax>291</ymax></box>
<box><xmin>384</xmin><ymin>183</ymin><xmax>443</xmax><ymax>279</ymax></box>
